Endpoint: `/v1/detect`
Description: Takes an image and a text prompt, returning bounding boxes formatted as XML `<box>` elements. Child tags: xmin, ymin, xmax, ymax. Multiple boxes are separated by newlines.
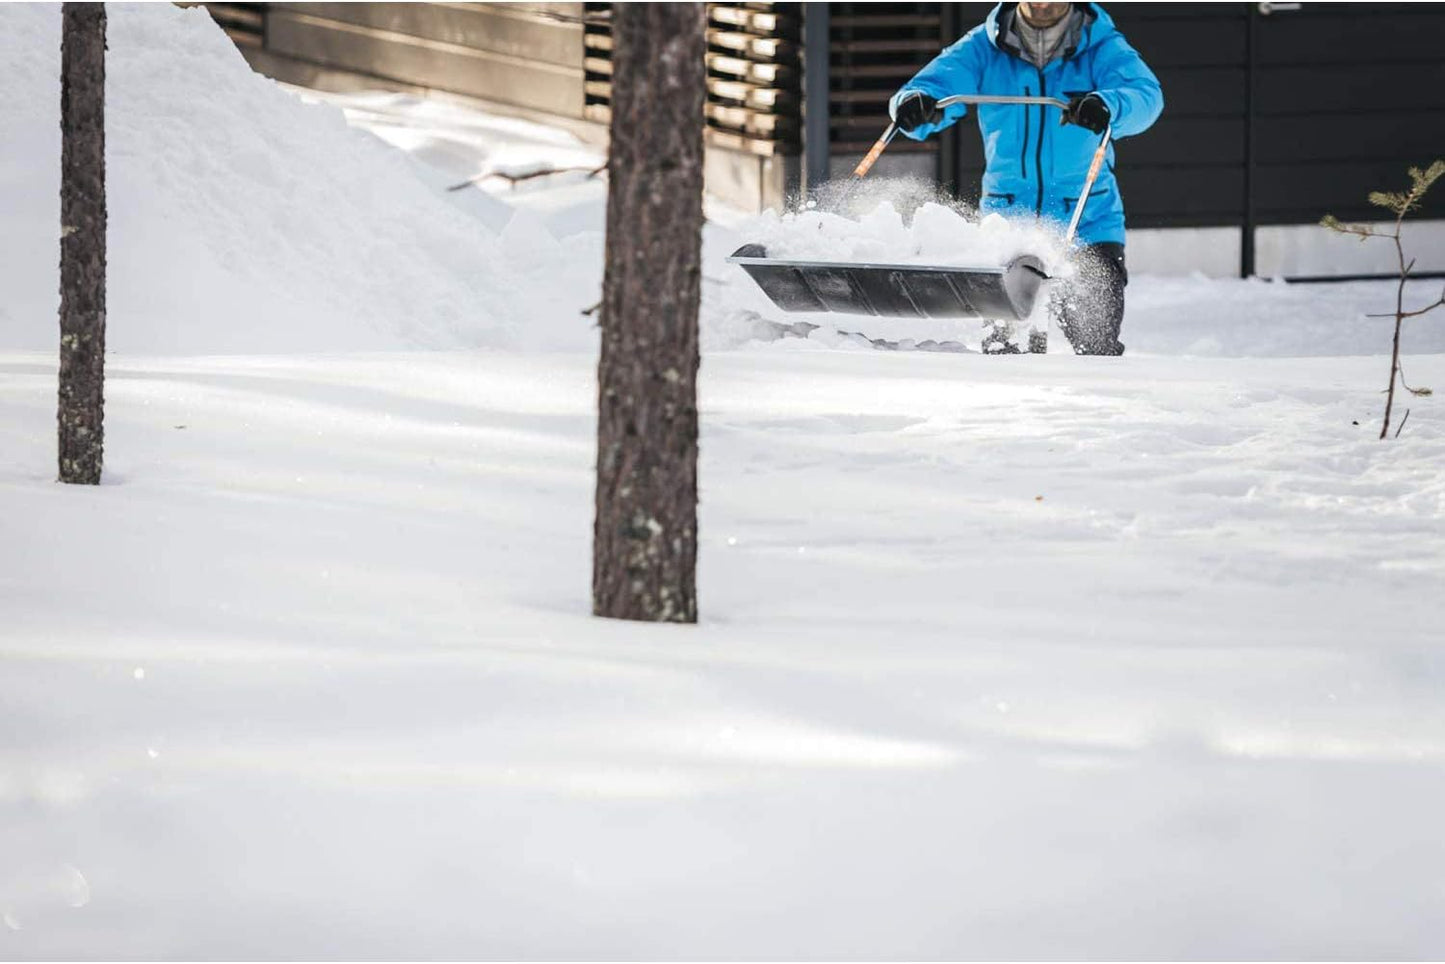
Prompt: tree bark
<box><xmin>592</xmin><ymin>2</ymin><xmax>705</xmax><ymax>623</ymax></box>
<box><xmin>58</xmin><ymin>2</ymin><xmax>107</xmax><ymax>485</ymax></box>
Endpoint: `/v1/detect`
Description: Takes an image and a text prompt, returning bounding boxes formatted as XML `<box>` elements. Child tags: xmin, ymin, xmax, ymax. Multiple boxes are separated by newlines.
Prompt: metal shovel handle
<box><xmin>938</xmin><ymin>93</ymin><xmax>1070</xmax><ymax>110</ymax></box>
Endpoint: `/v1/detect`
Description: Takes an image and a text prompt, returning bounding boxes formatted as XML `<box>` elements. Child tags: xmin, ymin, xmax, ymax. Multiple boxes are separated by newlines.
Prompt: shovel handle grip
<box><xmin>1063</xmin><ymin>126</ymin><xmax>1113</xmax><ymax>248</ymax></box>
<box><xmin>852</xmin><ymin>123</ymin><xmax>898</xmax><ymax>179</ymax></box>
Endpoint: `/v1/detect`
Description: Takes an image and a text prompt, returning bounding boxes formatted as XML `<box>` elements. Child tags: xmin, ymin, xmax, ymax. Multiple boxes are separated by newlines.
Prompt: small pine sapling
<box><xmin>1321</xmin><ymin>160</ymin><xmax>1445</xmax><ymax>439</ymax></box>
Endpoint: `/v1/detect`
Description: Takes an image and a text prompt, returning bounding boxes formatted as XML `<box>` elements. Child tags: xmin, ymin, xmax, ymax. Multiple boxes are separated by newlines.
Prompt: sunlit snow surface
<box><xmin>4</xmin><ymin>3</ymin><xmax>1445</xmax><ymax>959</ymax></box>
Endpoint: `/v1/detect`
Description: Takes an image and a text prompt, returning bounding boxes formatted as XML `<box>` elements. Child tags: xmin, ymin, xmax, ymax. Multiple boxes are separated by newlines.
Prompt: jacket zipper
<box><xmin>1062</xmin><ymin>188</ymin><xmax>1109</xmax><ymax>205</ymax></box>
<box><xmin>1035</xmin><ymin>67</ymin><xmax>1047</xmax><ymax>216</ymax></box>
<box><xmin>985</xmin><ymin>192</ymin><xmax>1016</xmax><ymax>203</ymax></box>
<box><xmin>1020</xmin><ymin>85</ymin><xmax>1030</xmax><ymax>180</ymax></box>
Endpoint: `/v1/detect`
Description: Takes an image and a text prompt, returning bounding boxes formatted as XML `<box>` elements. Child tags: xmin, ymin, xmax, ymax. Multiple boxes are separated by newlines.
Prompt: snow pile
<box><xmin>747</xmin><ymin>196</ymin><xmax>1068</xmax><ymax>273</ymax></box>
<box><xmin>0</xmin><ymin>4</ymin><xmax>601</xmax><ymax>355</ymax></box>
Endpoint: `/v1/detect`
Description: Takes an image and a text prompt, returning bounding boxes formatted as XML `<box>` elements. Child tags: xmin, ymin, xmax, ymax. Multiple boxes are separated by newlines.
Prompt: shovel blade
<box><xmin>727</xmin><ymin>244</ymin><xmax>1049</xmax><ymax>322</ymax></box>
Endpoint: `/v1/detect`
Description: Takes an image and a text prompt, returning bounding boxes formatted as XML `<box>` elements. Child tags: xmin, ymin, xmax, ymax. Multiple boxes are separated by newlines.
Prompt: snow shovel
<box><xmin>728</xmin><ymin>94</ymin><xmax>1112</xmax><ymax>322</ymax></box>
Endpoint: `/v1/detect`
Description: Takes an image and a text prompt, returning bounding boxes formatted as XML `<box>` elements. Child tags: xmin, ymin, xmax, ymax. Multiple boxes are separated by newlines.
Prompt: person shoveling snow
<box><xmin>890</xmin><ymin>1</ymin><xmax>1163</xmax><ymax>354</ymax></box>
<box><xmin>729</xmin><ymin>3</ymin><xmax>1161</xmax><ymax>356</ymax></box>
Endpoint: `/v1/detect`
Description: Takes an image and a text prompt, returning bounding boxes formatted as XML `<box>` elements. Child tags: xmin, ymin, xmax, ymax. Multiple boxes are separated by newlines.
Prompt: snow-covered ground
<box><xmin>4</xmin><ymin>4</ymin><xmax>1445</xmax><ymax>958</ymax></box>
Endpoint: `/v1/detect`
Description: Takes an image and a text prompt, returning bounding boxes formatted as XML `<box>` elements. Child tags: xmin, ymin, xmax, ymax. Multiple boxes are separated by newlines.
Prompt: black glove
<box><xmin>892</xmin><ymin>91</ymin><xmax>942</xmax><ymax>134</ymax></box>
<box><xmin>1061</xmin><ymin>92</ymin><xmax>1110</xmax><ymax>134</ymax></box>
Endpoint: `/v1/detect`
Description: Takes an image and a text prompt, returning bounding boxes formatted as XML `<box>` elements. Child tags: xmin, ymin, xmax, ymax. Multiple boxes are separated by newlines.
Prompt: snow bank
<box><xmin>0</xmin><ymin>4</ymin><xmax>600</xmax><ymax>355</ymax></box>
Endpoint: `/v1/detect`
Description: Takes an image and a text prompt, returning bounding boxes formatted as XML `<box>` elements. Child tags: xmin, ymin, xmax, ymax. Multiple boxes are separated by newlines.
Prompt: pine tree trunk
<box><xmin>58</xmin><ymin>2</ymin><xmax>107</xmax><ymax>485</ymax></box>
<box><xmin>592</xmin><ymin>2</ymin><xmax>705</xmax><ymax>623</ymax></box>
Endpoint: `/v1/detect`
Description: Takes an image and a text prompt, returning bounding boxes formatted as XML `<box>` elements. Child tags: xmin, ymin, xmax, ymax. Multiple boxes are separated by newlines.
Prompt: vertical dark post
<box><xmin>803</xmin><ymin>2</ymin><xmax>831</xmax><ymax>192</ymax></box>
<box><xmin>592</xmin><ymin>2</ymin><xmax>705</xmax><ymax>623</ymax></box>
<box><xmin>1240</xmin><ymin>1</ymin><xmax>1257</xmax><ymax>279</ymax></box>
<box><xmin>937</xmin><ymin>4</ymin><xmax>962</xmax><ymax>197</ymax></box>
<box><xmin>58</xmin><ymin>2</ymin><xmax>107</xmax><ymax>485</ymax></box>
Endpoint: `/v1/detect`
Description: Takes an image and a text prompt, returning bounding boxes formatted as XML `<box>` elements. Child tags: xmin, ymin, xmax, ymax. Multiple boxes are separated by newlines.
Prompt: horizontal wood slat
<box><xmin>828</xmin><ymin>2</ymin><xmax>943</xmax><ymax>158</ymax></box>
<box><xmin>266</xmin><ymin>9</ymin><xmax>584</xmax><ymax>116</ymax></box>
<box><xmin>583</xmin><ymin>3</ymin><xmax>801</xmax><ymax>152</ymax></box>
<box><xmin>279</xmin><ymin>3</ymin><xmax>585</xmax><ymax>68</ymax></box>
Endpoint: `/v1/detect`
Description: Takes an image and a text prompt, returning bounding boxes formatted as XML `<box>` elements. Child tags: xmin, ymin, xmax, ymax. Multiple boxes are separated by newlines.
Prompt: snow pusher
<box><xmin>728</xmin><ymin>95</ymin><xmax>1112</xmax><ymax>324</ymax></box>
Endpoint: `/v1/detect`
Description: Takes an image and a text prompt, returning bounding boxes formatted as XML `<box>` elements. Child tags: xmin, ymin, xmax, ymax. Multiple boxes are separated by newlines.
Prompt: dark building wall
<box><xmin>819</xmin><ymin>2</ymin><xmax>1445</xmax><ymax>276</ymax></box>
<box><xmin>924</xmin><ymin>3</ymin><xmax>1445</xmax><ymax>231</ymax></box>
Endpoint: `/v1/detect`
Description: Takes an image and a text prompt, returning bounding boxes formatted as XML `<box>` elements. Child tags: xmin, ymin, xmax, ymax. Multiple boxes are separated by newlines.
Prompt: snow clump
<box><xmin>746</xmin><ymin>197</ymin><xmax>1070</xmax><ymax>275</ymax></box>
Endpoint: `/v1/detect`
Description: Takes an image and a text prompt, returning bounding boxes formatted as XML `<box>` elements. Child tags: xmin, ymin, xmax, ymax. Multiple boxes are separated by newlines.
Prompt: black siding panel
<box><xmin>1256</xmin><ymin>9</ymin><xmax>1445</xmax><ymax>66</ymax></box>
<box><xmin>1256</xmin><ymin>113</ymin><xmax>1445</xmax><ymax>165</ymax></box>
<box><xmin>1256</xmin><ymin>64</ymin><xmax>1445</xmax><ymax>115</ymax></box>
<box><xmin>1118</xmin><ymin>167</ymin><xmax>1245</xmax><ymax>222</ymax></box>
<box><xmin>1119</xmin><ymin>117</ymin><xmax>1243</xmax><ymax>167</ymax></box>
<box><xmin>1105</xmin><ymin>18</ymin><xmax>1246</xmax><ymax>68</ymax></box>
<box><xmin>1151</xmin><ymin>67</ymin><xmax>1247</xmax><ymax>117</ymax></box>
<box><xmin>1255</xmin><ymin>162</ymin><xmax>1445</xmax><ymax>224</ymax></box>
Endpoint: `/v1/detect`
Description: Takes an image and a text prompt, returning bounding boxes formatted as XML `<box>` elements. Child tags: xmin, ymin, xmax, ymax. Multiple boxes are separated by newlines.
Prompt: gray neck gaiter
<box><xmin>1013</xmin><ymin>8</ymin><xmax>1083</xmax><ymax>68</ymax></box>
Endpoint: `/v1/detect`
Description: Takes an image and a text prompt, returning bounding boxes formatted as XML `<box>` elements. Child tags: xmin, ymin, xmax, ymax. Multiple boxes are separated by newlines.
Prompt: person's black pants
<box><xmin>1051</xmin><ymin>242</ymin><xmax>1127</xmax><ymax>356</ymax></box>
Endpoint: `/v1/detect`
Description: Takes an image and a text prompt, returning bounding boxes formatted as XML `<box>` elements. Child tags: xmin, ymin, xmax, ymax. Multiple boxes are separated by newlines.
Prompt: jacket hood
<box><xmin>985</xmin><ymin>3</ymin><xmax>1116</xmax><ymax>57</ymax></box>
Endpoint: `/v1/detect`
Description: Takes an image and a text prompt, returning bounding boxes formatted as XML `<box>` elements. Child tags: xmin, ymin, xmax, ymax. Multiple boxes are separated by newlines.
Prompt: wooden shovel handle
<box><xmin>1062</xmin><ymin>126</ymin><xmax>1113</xmax><ymax>248</ymax></box>
<box><xmin>851</xmin><ymin>124</ymin><xmax>898</xmax><ymax>179</ymax></box>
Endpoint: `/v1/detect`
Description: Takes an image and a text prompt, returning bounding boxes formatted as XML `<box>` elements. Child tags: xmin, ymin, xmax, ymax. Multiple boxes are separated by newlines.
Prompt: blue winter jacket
<box><xmin>889</xmin><ymin>3</ymin><xmax>1163</xmax><ymax>245</ymax></box>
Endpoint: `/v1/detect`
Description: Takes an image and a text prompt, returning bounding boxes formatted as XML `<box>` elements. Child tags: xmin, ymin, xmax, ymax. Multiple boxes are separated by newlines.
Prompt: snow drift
<box><xmin>0</xmin><ymin>3</ymin><xmax>601</xmax><ymax>355</ymax></box>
